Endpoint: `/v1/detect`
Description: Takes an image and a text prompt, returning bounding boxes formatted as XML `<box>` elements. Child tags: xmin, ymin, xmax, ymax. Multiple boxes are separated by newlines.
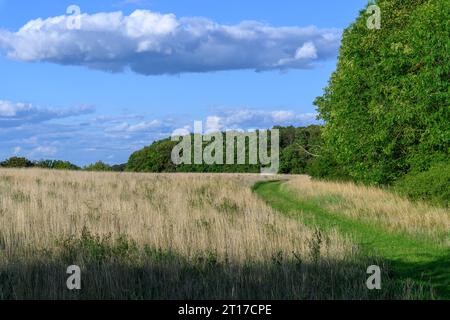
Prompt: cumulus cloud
<box><xmin>0</xmin><ymin>10</ymin><xmax>342</xmax><ymax>75</ymax></box>
<box><xmin>0</xmin><ymin>100</ymin><xmax>94</xmax><ymax>127</ymax></box>
<box><xmin>204</xmin><ymin>109</ymin><xmax>318</xmax><ymax>132</ymax></box>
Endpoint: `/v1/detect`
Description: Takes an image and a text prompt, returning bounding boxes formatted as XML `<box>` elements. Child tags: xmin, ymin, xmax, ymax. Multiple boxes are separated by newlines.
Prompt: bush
<box><xmin>0</xmin><ymin>157</ymin><xmax>34</xmax><ymax>168</ymax></box>
<box><xmin>35</xmin><ymin>159</ymin><xmax>80</xmax><ymax>170</ymax></box>
<box><xmin>84</xmin><ymin>161</ymin><xmax>112</xmax><ymax>172</ymax></box>
<box><xmin>306</xmin><ymin>152</ymin><xmax>349</xmax><ymax>181</ymax></box>
<box><xmin>110</xmin><ymin>163</ymin><xmax>126</xmax><ymax>172</ymax></box>
<box><xmin>394</xmin><ymin>162</ymin><xmax>450</xmax><ymax>207</ymax></box>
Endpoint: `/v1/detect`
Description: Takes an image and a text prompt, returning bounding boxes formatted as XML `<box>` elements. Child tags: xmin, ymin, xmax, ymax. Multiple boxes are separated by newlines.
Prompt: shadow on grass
<box><xmin>0</xmin><ymin>241</ymin><xmax>424</xmax><ymax>300</ymax></box>
<box><xmin>386</xmin><ymin>252</ymin><xmax>450</xmax><ymax>299</ymax></box>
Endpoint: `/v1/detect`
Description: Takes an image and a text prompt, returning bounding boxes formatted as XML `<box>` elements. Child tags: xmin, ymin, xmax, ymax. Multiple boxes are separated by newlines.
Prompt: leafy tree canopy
<box><xmin>0</xmin><ymin>157</ymin><xmax>34</xmax><ymax>168</ymax></box>
<box><xmin>314</xmin><ymin>0</ymin><xmax>449</xmax><ymax>184</ymax></box>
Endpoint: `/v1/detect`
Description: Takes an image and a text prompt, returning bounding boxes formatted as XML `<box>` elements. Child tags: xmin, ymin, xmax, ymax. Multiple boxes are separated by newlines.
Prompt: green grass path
<box><xmin>253</xmin><ymin>180</ymin><xmax>449</xmax><ymax>299</ymax></box>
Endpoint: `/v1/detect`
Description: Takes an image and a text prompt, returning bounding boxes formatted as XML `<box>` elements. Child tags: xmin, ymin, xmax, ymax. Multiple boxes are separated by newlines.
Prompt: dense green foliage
<box><xmin>277</xmin><ymin>125</ymin><xmax>322</xmax><ymax>174</ymax></box>
<box><xmin>110</xmin><ymin>163</ymin><xmax>127</xmax><ymax>172</ymax></box>
<box><xmin>126</xmin><ymin>139</ymin><xmax>179</xmax><ymax>172</ymax></box>
<box><xmin>0</xmin><ymin>157</ymin><xmax>127</xmax><ymax>172</ymax></box>
<box><xmin>314</xmin><ymin>0</ymin><xmax>449</xmax><ymax>185</ymax></box>
<box><xmin>35</xmin><ymin>159</ymin><xmax>81</xmax><ymax>170</ymax></box>
<box><xmin>0</xmin><ymin>126</ymin><xmax>321</xmax><ymax>175</ymax></box>
<box><xmin>0</xmin><ymin>157</ymin><xmax>34</xmax><ymax>168</ymax></box>
<box><xmin>84</xmin><ymin>161</ymin><xmax>113</xmax><ymax>172</ymax></box>
<box><xmin>126</xmin><ymin>126</ymin><xmax>322</xmax><ymax>174</ymax></box>
<box><xmin>394</xmin><ymin>161</ymin><xmax>450</xmax><ymax>207</ymax></box>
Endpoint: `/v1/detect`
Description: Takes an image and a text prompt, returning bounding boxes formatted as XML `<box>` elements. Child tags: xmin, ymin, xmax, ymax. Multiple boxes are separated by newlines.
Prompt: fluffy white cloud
<box><xmin>205</xmin><ymin>109</ymin><xmax>318</xmax><ymax>132</ymax></box>
<box><xmin>295</xmin><ymin>42</ymin><xmax>318</xmax><ymax>59</ymax></box>
<box><xmin>0</xmin><ymin>10</ymin><xmax>341</xmax><ymax>75</ymax></box>
<box><xmin>0</xmin><ymin>100</ymin><xmax>94</xmax><ymax>127</ymax></box>
<box><xmin>205</xmin><ymin>116</ymin><xmax>222</xmax><ymax>133</ymax></box>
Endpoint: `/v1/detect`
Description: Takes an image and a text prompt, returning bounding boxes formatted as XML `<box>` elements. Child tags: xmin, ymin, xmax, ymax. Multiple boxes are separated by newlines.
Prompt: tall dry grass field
<box><xmin>284</xmin><ymin>176</ymin><xmax>450</xmax><ymax>244</ymax></box>
<box><xmin>0</xmin><ymin>169</ymin><xmax>422</xmax><ymax>299</ymax></box>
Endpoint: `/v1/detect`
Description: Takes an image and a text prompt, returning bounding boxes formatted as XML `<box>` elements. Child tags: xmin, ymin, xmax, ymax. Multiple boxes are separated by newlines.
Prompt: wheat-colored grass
<box><xmin>0</xmin><ymin>169</ymin><xmax>351</xmax><ymax>263</ymax></box>
<box><xmin>0</xmin><ymin>169</ymin><xmax>424</xmax><ymax>299</ymax></box>
<box><xmin>284</xmin><ymin>176</ymin><xmax>450</xmax><ymax>243</ymax></box>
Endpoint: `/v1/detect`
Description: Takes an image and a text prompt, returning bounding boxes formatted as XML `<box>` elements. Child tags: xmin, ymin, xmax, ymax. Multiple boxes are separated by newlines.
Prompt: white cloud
<box><xmin>0</xmin><ymin>101</ymin><xmax>30</xmax><ymax>116</ymax></box>
<box><xmin>205</xmin><ymin>116</ymin><xmax>223</xmax><ymax>133</ymax></box>
<box><xmin>0</xmin><ymin>10</ymin><xmax>342</xmax><ymax>75</ymax></box>
<box><xmin>105</xmin><ymin>119</ymin><xmax>163</xmax><ymax>133</ymax></box>
<box><xmin>205</xmin><ymin>109</ymin><xmax>318</xmax><ymax>130</ymax></box>
<box><xmin>295</xmin><ymin>42</ymin><xmax>318</xmax><ymax>59</ymax></box>
<box><xmin>0</xmin><ymin>100</ymin><xmax>94</xmax><ymax>127</ymax></box>
<box><xmin>30</xmin><ymin>146</ymin><xmax>58</xmax><ymax>157</ymax></box>
<box><xmin>128</xmin><ymin>120</ymin><xmax>162</xmax><ymax>132</ymax></box>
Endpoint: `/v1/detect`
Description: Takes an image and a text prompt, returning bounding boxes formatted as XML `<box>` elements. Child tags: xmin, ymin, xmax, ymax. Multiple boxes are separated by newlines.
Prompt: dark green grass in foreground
<box><xmin>253</xmin><ymin>181</ymin><xmax>450</xmax><ymax>299</ymax></box>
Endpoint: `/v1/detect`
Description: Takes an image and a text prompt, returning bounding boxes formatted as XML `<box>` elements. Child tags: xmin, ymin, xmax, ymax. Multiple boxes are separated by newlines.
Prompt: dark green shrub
<box><xmin>394</xmin><ymin>161</ymin><xmax>450</xmax><ymax>207</ymax></box>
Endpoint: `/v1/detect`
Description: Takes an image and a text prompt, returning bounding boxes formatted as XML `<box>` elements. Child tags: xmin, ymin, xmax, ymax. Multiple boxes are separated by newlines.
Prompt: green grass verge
<box><xmin>253</xmin><ymin>180</ymin><xmax>449</xmax><ymax>299</ymax></box>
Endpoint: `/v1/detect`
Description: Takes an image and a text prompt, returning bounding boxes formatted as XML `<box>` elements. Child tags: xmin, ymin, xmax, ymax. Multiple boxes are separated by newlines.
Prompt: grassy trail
<box><xmin>253</xmin><ymin>180</ymin><xmax>449</xmax><ymax>299</ymax></box>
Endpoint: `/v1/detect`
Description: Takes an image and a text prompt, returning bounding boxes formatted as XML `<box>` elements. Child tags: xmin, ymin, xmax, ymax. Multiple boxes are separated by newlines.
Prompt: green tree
<box><xmin>314</xmin><ymin>0</ymin><xmax>449</xmax><ymax>184</ymax></box>
<box><xmin>110</xmin><ymin>163</ymin><xmax>127</xmax><ymax>172</ymax></box>
<box><xmin>0</xmin><ymin>157</ymin><xmax>34</xmax><ymax>168</ymax></box>
<box><xmin>126</xmin><ymin>126</ymin><xmax>323</xmax><ymax>174</ymax></box>
<box><xmin>84</xmin><ymin>161</ymin><xmax>112</xmax><ymax>172</ymax></box>
<box><xmin>126</xmin><ymin>139</ymin><xmax>178</xmax><ymax>172</ymax></box>
<box><xmin>35</xmin><ymin>159</ymin><xmax>80</xmax><ymax>170</ymax></box>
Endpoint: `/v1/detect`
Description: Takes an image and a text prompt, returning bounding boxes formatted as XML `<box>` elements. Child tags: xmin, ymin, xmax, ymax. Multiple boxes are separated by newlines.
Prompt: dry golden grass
<box><xmin>0</xmin><ymin>169</ymin><xmax>351</xmax><ymax>263</ymax></box>
<box><xmin>285</xmin><ymin>176</ymin><xmax>450</xmax><ymax>243</ymax></box>
<box><xmin>0</xmin><ymin>169</ymin><xmax>424</xmax><ymax>299</ymax></box>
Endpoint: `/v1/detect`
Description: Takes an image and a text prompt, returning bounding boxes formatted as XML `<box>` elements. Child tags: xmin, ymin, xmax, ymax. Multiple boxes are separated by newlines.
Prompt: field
<box><xmin>0</xmin><ymin>169</ymin><xmax>448</xmax><ymax>299</ymax></box>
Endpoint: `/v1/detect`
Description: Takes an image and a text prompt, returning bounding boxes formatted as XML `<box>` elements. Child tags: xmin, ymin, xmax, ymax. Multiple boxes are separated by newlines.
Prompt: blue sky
<box><xmin>0</xmin><ymin>0</ymin><xmax>368</xmax><ymax>165</ymax></box>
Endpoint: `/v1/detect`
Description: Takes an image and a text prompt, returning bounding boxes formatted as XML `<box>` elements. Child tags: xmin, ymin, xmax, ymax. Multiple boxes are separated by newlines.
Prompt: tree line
<box><xmin>0</xmin><ymin>157</ymin><xmax>126</xmax><ymax>172</ymax></box>
<box><xmin>125</xmin><ymin>125</ymin><xmax>322</xmax><ymax>174</ymax></box>
<box><xmin>0</xmin><ymin>125</ymin><xmax>322</xmax><ymax>175</ymax></box>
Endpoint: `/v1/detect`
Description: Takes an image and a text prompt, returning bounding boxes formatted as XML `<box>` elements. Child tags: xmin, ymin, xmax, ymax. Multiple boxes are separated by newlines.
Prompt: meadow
<box><xmin>0</xmin><ymin>169</ymin><xmax>446</xmax><ymax>299</ymax></box>
<box><xmin>255</xmin><ymin>177</ymin><xmax>450</xmax><ymax>299</ymax></box>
